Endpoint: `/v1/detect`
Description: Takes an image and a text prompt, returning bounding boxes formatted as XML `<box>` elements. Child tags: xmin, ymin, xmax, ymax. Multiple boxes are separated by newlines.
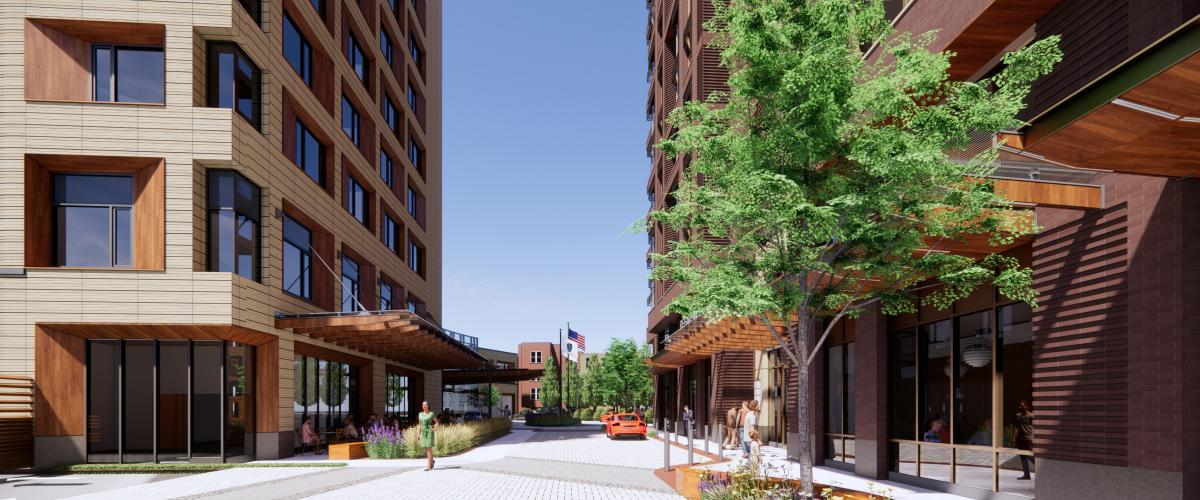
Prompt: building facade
<box><xmin>516</xmin><ymin>342</ymin><xmax>564</xmax><ymax>412</ymax></box>
<box><xmin>646</xmin><ymin>1</ymin><xmax>1200</xmax><ymax>499</ymax></box>
<box><xmin>0</xmin><ymin>0</ymin><xmax>466</xmax><ymax>468</ymax></box>
<box><xmin>441</xmin><ymin>344</ymin><xmax>520</xmax><ymax>416</ymax></box>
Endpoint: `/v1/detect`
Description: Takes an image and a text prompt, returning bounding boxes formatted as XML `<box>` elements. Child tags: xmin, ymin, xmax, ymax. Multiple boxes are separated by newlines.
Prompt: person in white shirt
<box><xmin>741</xmin><ymin>400</ymin><xmax>759</xmax><ymax>457</ymax></box>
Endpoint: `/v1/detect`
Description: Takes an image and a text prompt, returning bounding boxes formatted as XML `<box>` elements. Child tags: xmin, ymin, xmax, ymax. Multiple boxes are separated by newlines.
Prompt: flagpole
<box><xmin>558</xmin><ymin>327</ymin><xmax>564</xmax><ymax>411</ymax></box>
<box><xmin>566</xmin><ymin>322</ymin><xmax>571</xmax><ymax>412</ymax></box>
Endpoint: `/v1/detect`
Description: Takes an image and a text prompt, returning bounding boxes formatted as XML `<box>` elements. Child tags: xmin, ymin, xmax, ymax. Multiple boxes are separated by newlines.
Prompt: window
<box><xmin>825</xmin><ymin>342</ymin><xmax>854</xmax><ymax>463</ymax></box>
<box><xmin>383</xmin><ymin>214</ymin><xmax>400</xmax><ymax>255</ymax></box>
<box><xmin>294</xmin><ymin>119</ymin><xmax>324</xmax><ymax>184</ymax></box>
<box><xmin>408</xmin><ymin>34</ymin><xmax>422</xmax><ymax>71</ymax></box>
<box><xmin>385</xmin><ymin>372</ymin><xmax>409</xmax><ymax>420</ymax></box>
<box><xmin>382</xmin><ymin>95</ymin><xmax>399</xmax><ymax>135</ymax></box>
<box><xmin>283</xmin><ymin>15</ymin><xmax>312</xmax><ymax>86</ymax></box>
<box><xmin>406</xmin><ymin>297</ymin><xmax>417</xmax><ymax>313</ymax></box>
<box><xmin>92</xmin><ymin>45</ymin><xmax>164</xmax><ymax>103</ymax></box>
<box><xmin>408</xmin><ymin>137</ymin><xmax>423</xmax><ymax>174</ymax></box>
<box><xmin>406</xmin><ymin>82</ymin><xmax>418</xmax><ymax>110</ymax></box>
<box><xmin>530</xmin><ymin>387</ymin><xmax>539</xmax><ymax>401</ymax></box>
<box><xmin>408</xmin><ymin>240</ymin><xmax>422</xmax><ymax>275</ymax></box>
<box><xmin>237</xmin><ymin>0</ymin><xmax>261</xmax><ymax>23</ymax></box>
<box><xmin>380</xmin><ymin>150</ymin><xmax>395</xmax><ymax>188</ymax></box>
<box><xmin>346</xmin><ymin>176</ymin><xmax>367</xmax><ymax>225</ymax></box>
<box><xmin>207</xmin><ymin>170</ymin><xmax>261</xmax><ymax>280</ymax></box>
<box><xmin>282</xmin><ymin>215</ymin><xmax>312</xmax><ymax>299</ymax></box>
<box><xmin>88</xmin><ymin>340</ymin><xmax>253</xmax><ymax>463</ymax></box>
<box><xmin>347</xmin><ymin>34</ymin><xmax>368</xmax><ymax>85</ymax></box>
<box><xmin>380</xmin><ymin>281</ymin><xmax>394</xmax><ymax>310</ymax></box>
<box><xmin>380</xmin><ymin>30</ymin><xmax>394</xmax><ymax>67</ymax></box>
<box><xmin>530</xmin><ymin>351</ymin><xmax>542</xmax><ymax>364</ymax></box>
<box><xmin>341</xmin><ymin>255</ymin><xmax>361</xmax><ymax>312</ymax></box>
<box><xmin>406</xmin><ymin>186</ymin><xmax>417</xmax><ymax>217</ymax></box>
<box><xmin>294</xmin><ymin>355</ymin><xmax>357</xmax><ymax>449</ymax></box>
<box><xmin>207</xmin><ymin>43</ymin><xmax>261</xmax><ymax>128</ymax></box>
<box><xmin>54</xmin><ymin>174</ymin><xmax>133</xmax><ymax>267</ymax></box>
<box><xmin>309</xmin><ymin>0</ymin><xmax>324</xmax><ymax>15</ymax></box>
<box><xmin>342</xmin><ymin>96</ymin><xmax>360</xmax><ymax>146</ymax></box>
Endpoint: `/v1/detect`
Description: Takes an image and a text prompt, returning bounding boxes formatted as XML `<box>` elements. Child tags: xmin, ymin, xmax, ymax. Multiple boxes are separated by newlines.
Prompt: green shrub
<box><xmin>525</xmin><ymin>414</ymin><xmax>582</xmax><ymax>426</ymax></box>
<box><xmin>363</xmin><ymin>424</ymin><xmax>405</xmax><ymax>459</ymax></box>
<box><xmin>400</xmin><ymin>418</ymin><xmax>511</xmax><ymax>458</ymax></box>
<box><xmin>645</xmin><ymin>407</ymin><xmax>654</xmax><ymax>422</ymax></box>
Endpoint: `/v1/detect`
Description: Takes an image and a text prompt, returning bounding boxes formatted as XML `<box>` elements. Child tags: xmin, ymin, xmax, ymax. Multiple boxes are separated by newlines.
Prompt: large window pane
<box><xmin>93</xmin><ymin>46</ymin><xmax>113</xmax><ymax>101</ymax></box>
<box><xmin>208</xmin><ymin>171</ymin><xmax>260</xmax><ymax>280</ymax></box>
<box><xmin>158</xmin><ymin>341</ymin><xmax>189</xmax><ymax>462</ymax></box>
<box><xmin>1000</xmin><ymin>302</ymin><xmax>1035</xmax><ymax>490</ymax></box>
<box><xmin>210</xmin><ymin>210</ymin><xmax>236</xmax><ymax>273</ymax></box>
<box><xmin>208</xmin><ymin>44</ymin><xmax>261</xmax><ymax>127</ymax></box>
<box><xmin>283</xmin><ymin>215</ymin><xmax>312</xmax><ymax>299</ymax></box>
<box><xmin>59</xmin><ymin>206</ymin><xmax>111</xmax><ymax>267</ymax></box>
<box><xmin>956</xmin><ymin>311</ymin><xmax>993</xmax><ymax>445</ymax></box>
<box><xmin>192</xmin><ymin>341</ymin><xmax>222</xmax><ymax>457</ymax></box>
<box><xmin>55</xmin><ymin>174</ymin><xmax>133</xmax><ymax>205</ymax></box>
<box><xmin>225</xmin><ymin>342</ymin><xmax>253</xmax><ymax>458</ymax></box>
<box><xmin>293</xmin><ymin>355</ymin><xmax>305</xmax><ymax>450</ymax></box>
<box><xmin>889</xmin><ymin>329</ymin><xmax>916</xmax><ymax>440</ymax></box>
<box><xmin>283</xmin><ymin>15</ymin><xmax>311</xmax><ymax>85</ymax></box>
<box><xmin>341</xmin><ymin>255</ymin><xmax>360</xmax><ymax>312</ymax></box>
<box><xmin>305</xmin><ymin>357</ymin><xmax>320</xmax><ymax>432</ymax></box>
<box><xmin>920</xmin><ymin>320</ymin><xmax>951</xmax><ymax>445</ymax></box>
<box><xmin>87</xmin><ymin>340</ymin><xmax>120</xmax><ymax>462</ymax></box>
<box><xmin>826</xmin><ymin>344</ymin><xmax>844</xmax><ymax>435</ymax></box>
<box><xmin>295</xmin><ymin>121</ymin><xmax>323</xmax><ymax>184</ymax></box>
<box><xmin>123</xmin><ymin>340</ymin><xmax>155</xmax><ymax>462</ymax></box>
<box><xmin>845</xmin><ymin>343</ymin><xmax>855</xmax><ymax>435</ymax></box>
<box><xmin>115</xmin><ymin>48</ymin><xmax>165</xmax><ymax>103</ymax></box>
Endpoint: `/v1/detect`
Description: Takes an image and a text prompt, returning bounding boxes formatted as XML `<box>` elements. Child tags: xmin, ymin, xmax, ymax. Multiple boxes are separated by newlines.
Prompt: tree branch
<box><xmin>760</xmin><ymin>313</ymin><xmax>802</xmax><ymax>368</ymax></box>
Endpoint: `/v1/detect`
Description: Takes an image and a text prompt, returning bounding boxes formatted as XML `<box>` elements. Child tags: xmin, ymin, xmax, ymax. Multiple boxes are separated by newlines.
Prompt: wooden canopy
<box><xmin>652</xmin><ymin>315</ymin><xmax>791</xmax><ymax>370</ymax></box>
<box><xmin>276</xmin><ymin>310</ymin><xmax>487</xmax><ymax>370</ymax></box>
<box><xmin>442</xmin><ymin>368</ymin><xmax>544</xmax><ymax>385</ymax></box>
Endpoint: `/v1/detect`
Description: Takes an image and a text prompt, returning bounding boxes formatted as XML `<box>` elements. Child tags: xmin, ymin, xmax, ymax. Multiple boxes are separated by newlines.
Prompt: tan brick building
<box><xmin>0</xmin><ymin>0</ymin><xmax>480</xmax><ymax>468</ymax></box>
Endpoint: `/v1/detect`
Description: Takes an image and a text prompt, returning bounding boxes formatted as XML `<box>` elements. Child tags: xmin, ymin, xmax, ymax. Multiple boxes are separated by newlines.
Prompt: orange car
<box><xmin>605</xmin><ymin>413</ymin><xmax>647</xmax><ymax>439</ymax></box>
<box><xmin>600</xmin><ymin>411</ymin><xmax>616</xmax><ymax>424</ymax></box>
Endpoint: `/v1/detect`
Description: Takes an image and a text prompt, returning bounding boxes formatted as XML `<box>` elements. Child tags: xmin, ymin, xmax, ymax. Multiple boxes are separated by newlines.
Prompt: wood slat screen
<box><xmin>699</xmin><ymin>46</ymin><xmax>728</xmax><ymax>102</ymax></box>
<box><xmin>0</xmin><ymin>376</ymin><xmax>34</xmax><ymax>469</ymax></box>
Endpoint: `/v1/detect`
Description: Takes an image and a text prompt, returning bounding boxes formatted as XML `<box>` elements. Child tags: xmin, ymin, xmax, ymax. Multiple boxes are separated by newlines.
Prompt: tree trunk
<box><xmin>795</xmin><ymin>309</ymin><xmax>815</xmax><ymax>497</ymax></box>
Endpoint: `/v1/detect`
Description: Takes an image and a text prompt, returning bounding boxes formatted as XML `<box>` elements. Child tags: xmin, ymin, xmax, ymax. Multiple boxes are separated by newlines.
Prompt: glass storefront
<box><xmin>85</xmin><ymin>340</ymin><xmax>254</xmax><ymax>463</ymax></box>
<box><xmin>888</xmin><ymin>298</ymin><xmax>1035</xmax><ymax>498</ymax></box>
<box><xmin>385</xmin><ymin>372</ymin><xmax>410</xmax><ymax>421</ymax></box>
<box><xmin>825</xmin><ymin>342</ymin><xmax>854</xmax><ymax>464</ymax></box>
<box><xmin>292</xmin><ymin>355</ymin><xmax>357</xmax><ymax>451</ymax></box>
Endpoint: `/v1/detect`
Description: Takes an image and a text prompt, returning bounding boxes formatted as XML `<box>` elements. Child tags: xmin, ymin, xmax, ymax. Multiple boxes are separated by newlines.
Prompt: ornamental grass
<box><xmin>400</xmin><ymin>418</ymin><xmax>511</xmax><ymax>458</ymax></box>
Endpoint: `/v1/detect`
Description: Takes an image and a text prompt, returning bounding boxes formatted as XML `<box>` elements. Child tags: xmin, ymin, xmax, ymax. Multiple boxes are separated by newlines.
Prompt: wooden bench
<box><xmin>328</xmin><ymin>441</ymin><xmax>367</xmax><ymax>460</ymax></box>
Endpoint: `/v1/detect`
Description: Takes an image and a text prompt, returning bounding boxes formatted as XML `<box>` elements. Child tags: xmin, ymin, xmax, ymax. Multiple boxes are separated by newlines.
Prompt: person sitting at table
<box><xmin>300</xmin><ymin>416</ymin><xmax>321</xmax><ymax>454</ymax></box>
<box><xmin>343</xmin><ymin>416</ymin><xmax>360</xmax><ymax>440</ymax></box>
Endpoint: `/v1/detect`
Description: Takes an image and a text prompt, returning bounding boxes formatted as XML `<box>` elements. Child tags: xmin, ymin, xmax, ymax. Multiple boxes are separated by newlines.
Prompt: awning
<box><xmin>276</xmin><ymin>310</ymin><xmax>488</xmax><ymax>370</ymax></box>
<box><xmin>652</xmin><ymin>315</ymin><xmax>790</xmax><ymax>369</ymax></box>
<box><xmin>442</xmin><ymin>368</ymin><xmax>543</xmax><ymax>385</ymax></box>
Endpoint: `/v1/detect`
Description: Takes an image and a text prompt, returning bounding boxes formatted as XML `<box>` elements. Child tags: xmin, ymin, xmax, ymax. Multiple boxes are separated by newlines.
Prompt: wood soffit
<box><xmin>276</xmin><ymin>310</ymin><xmax>487</xmax><ymax>370</ymax></box>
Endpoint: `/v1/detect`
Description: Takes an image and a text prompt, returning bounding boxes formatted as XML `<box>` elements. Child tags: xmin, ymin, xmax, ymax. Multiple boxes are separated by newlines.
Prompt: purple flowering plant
<box><xmin>363</xmin><ymin>422</ymin><xmax>405</xmax><ymax>459</ymax></box>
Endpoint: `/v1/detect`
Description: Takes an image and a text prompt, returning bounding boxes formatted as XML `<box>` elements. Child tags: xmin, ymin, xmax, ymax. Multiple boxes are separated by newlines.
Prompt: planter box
<box><xmin>674</xmin><ymin>464</ymin><xmax>877</xmax><ymax>500</ymax></box>
<box><xmin>329</xmin><ymin>442</ymin><xmax>367</xmax><ymax>460</ymax></box>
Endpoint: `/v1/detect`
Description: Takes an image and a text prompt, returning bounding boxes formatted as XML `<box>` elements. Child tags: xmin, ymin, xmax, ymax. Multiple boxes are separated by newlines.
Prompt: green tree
<box><xmin>485</xmin><ymin>385</ymin><xmax>502</xmax><ymax>408</ymax></box>
<box><xmin>540</xmin><ymin>355</ymin><xmax>561</xmax><ymax>409</ymax></box>
<box><xmin>599</xmin><ymin>339</ymin><xmax>654</xmax><ymax>409</ymax></box>
<box><xmin>650</xmin><ymin>0</ymin><xmax>1060</xmax><ymax>494</ymax></box>
<box><xmin>581</xmin><ymin>357</ymin><xmax>605</xmax><ymax>406</ymax></box>
<box><xmin>564</xmin><ymin>359</ymin><xmax>581</xmax><ymax>409</ymax></box>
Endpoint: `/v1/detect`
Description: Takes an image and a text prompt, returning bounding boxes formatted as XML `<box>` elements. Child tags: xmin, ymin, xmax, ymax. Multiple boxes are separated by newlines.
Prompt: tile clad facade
<box><xmin>0</xmin><ymin>0</ymin><xmax>445</xmax><ymax>467</ymax></box>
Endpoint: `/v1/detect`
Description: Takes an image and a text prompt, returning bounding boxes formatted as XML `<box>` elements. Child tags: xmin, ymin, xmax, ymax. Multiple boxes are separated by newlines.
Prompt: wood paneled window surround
<box><xmin>282</xmin><ymin>202</ymin><xmax>334</xmax><ymax>310</ymax></box>
<box><xmin>283</xmin><ymin>14</ymin><xmax>312</xmax><ymax>86</ymax></box>
<box><xmin>207</xmin><ymin>43</ymin><xmax>262</xmax><ymax>129</ymax></box>
<box><xmin>25</xmin><ymin>19</ymin><xmax>165</xmax><ymax>104</ymax></box>
<box><xmin>207</xmin><ymin>170</ymin><xmax>261</xmax><ymax>281</ymax></box>
<box><xmin>25</xmin><ymin>155</ymin><xmax>164</xmax><ymax>270</ymax></box>
<box><xmin>280</xmin><ymin>5</ymin><xmax>334</xmax><ymax>111</ymax></box>
<box><xmin>282</xmin><ymin>90</ymin><xmax>334</xmax><ymax>195</ymax></box>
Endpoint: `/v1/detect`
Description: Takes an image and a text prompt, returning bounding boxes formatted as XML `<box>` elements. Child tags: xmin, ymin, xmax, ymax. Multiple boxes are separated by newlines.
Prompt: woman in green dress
<box><xmin>419</xmin><ymin>400</ymin><xmax>438</xmax><ymax>470</ymax></box>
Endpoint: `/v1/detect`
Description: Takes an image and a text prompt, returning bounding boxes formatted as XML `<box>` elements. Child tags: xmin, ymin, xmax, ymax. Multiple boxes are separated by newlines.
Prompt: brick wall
<box><xmin>1032</xmin><ymin>172</ymin><xmax>1192</xmax><ymax>474</ymax></box>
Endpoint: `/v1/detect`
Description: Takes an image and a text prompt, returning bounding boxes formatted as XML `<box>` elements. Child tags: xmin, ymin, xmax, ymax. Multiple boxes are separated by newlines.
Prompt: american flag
<box><xmin>568</xmin><ymin>329</ymin><xmax>586</xmax><ymax>352</ymax></box>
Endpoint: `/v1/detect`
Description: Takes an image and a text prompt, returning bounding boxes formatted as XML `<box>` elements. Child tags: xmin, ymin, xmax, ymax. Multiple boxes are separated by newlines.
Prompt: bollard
<box><xmin>717</xmin><ymin>422</ymin><xmax>723</xmax><ymax>452</ymax></box>
<box><xmin>704</xmin><ymin>424</ymin><xmax>709</xmax><ymax>454</ymax></box>
<box><xmin>688</xmin><ymin>422</ymin><xmax>694</xmax><ymax>465</ymax></box>
<box><xmin>663</xmin><ymin>419</ymin><xmax>672</xmax><ymax>471</ymax></box>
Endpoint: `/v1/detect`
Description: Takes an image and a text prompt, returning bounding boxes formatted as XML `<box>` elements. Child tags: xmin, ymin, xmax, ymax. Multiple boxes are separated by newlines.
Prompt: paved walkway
<box><xmin>659</xmin><ymin>431</ymin><xmax>972</xmax><ymax>500</ymax></box>
<box><xmin>32</xmin><ymin>422</ymin><xmax>694</xmax><ymax>499</ymax></box>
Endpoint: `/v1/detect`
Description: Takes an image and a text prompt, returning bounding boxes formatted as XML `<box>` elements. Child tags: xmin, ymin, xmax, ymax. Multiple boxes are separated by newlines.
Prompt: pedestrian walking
<box><xmin>724</xmin><ymin>404</ymin><xmax>738</xmax><ymax>449</ymax></box>
<box><xmin>741</xmin><ymin>400</ymin><xmax>759</xmax><ymax>457</ymax></box>
<box><xmin>419</xmin><ymin>400</ymin><xmax>438</xmax><ymax>471</ymax></box>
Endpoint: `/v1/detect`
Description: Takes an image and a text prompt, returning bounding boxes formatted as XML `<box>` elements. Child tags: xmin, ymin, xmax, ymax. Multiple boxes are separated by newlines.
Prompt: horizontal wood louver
<box><xmin>699</xmin><ymin>46</ymin><xmax>727</xmax><ymax>102</ymax></box>
<box><xmin>713</xmin><ymin>350</ymin><xmax>755</xmax><ymax>414</ymax></box>
<box><xmin>0</xmin><ymin>376</ymin><xmax>33</xmax><ymax>469</ymax></box>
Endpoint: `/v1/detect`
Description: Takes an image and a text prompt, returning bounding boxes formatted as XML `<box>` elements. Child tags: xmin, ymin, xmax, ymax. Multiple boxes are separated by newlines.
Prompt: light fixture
<box><xmin>960</xmin><ymin>333</ymin><xmax>992</xmax><ymax>368</ymax></box>
<box><xmin>1111</xmin><ymin>98</ymin><xmax>1181</xmax><ymax>120</ymax></box>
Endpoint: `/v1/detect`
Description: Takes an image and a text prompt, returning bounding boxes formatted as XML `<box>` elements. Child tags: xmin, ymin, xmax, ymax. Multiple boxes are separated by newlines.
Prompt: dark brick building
<box><xmin>645</xmin><ymin>1</ymin><xmax>1200</xmax><ymax>499</ymax></box>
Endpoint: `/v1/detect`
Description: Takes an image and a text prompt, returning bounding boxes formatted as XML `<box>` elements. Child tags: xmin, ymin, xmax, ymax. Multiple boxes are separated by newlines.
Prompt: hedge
<box><xmin>400</xmin><ymin>418</ymin><xmax>511</xmax><ymax>458</ymax></box>
<box><xmin>525</xmin><ymin>414</ymin><xmax>582</xmax><ymax>426</ymax></box>
<box><xmin>52</xmin><ymin>462</ymin><xmax>346</xmax><ymax>474</ymax></box>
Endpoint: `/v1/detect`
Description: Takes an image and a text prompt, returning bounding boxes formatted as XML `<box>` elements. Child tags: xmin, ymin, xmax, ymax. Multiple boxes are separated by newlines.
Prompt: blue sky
<box><xmin>442</xmin><ymin>2</ymin><xmax>653</xmax><ymax>353</ymax></box>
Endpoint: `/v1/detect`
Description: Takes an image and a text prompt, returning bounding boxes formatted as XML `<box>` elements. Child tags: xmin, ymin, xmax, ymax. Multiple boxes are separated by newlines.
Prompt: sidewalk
<box><xmin>657</xmin><ymin>429</ymin><xmax>969</xmax><ymax>500</ymax></box>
